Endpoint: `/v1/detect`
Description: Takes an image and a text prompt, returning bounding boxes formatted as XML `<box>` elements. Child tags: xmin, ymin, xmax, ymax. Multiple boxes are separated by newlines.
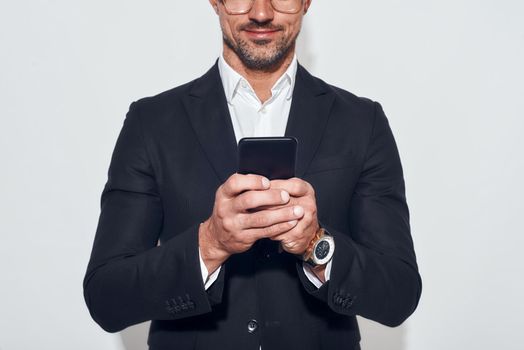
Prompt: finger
<box><xmin>270</xmin><ymin>219</ymin><xmax>316</xmax><ymax>254</ymax></box>
<box><xmin>281</xmin><ymin>241</ymin><xmax>308</xmax><ymax>255</ymax></box>
<box><xmin>282</xmin><ymin>241</ymin><xmax>299</xmax><ymax>250</ymax></box>
<box><xmin>221</xmin><ymin>173</ymin><xmax>270</xmax><ymax>198</ymax></box>
<box><xmin>275</xmin><ymin>234</ymin><xmax>309</xmax><ymax>255</ymax></box>
<box><xmin>238</xmin><ymin>205</ymin><xmax>304</xmax><ymax>229</ymax></box>
<box><xmin>270</xmin><ymin>178</ymin><xmax>310</xmax><ymax>197</ymax></box>
<box><xmin>274</xmin><ymin>231</ymin><xmax>309</xmax><ymax>255</ymax></box>
<box><xmin>245</xmin><ymin>219</ymin><xmax>299</xmax><ymax>242</ymax></box>
<box><xmin>233</xmin><ymin>189</ymin><xmax>290</xmax><ymax>212</ymax></box>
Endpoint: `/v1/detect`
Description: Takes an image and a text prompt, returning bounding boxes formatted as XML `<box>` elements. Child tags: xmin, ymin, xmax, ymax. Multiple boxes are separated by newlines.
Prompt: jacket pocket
<box><xmin>305</xmin><ymin>152</ymin><xmax>356</xmax><ymax>175</ymax></box>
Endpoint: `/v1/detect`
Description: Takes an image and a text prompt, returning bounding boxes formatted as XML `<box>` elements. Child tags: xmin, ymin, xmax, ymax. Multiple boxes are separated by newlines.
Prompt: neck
<box><xmin>222</xmin><ymin>47</ymin><xmax>295</xmax><ymax>103</ymax></box>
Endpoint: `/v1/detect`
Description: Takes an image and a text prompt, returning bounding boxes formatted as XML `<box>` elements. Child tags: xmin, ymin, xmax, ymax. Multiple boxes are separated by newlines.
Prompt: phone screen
<box><xmin>238</xmin><ymin>137</ymin><xmax>297</xmax><ymax>180</ymax></box>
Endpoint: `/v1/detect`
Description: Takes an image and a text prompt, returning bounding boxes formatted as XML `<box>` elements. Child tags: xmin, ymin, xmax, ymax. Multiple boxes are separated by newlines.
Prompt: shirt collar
<box><xmin>218</xmin><ymin>54</ymin><xmax>298</xmax><ymax>103</ymax></box>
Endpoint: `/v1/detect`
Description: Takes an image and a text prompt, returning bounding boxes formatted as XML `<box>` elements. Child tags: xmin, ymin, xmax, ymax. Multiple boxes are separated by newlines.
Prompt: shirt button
<box><xmin>247</xmin><ymin>319</ymin><xmax>258</xmax><ymax>333</ymax></box>
<box><xmin>260</xmin><ymin>108</ymin><xmax>267</xmax><ymax>114</ymax></box>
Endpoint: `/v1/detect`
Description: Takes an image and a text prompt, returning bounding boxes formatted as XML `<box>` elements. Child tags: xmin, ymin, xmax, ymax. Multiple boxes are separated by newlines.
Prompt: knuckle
<box><xmin>233</xmin><ymin>234</ymin><xmax>246</xmax><ymax>246</ymax></box>
<box><xmin>234</xmin><ymin>215</ymin><xmax>245</xmax><ymax>229</ymax></box>
<box><xmin>264</xmin><ymin>224</ymin><xmax>278</xmax><ymax>236</ymax></box>
<box><xmin>222</xmin><ymin>217</ymin><xmax>234</xmax><ymax>231</ymax></box>
<box><xmin>221</xmin><ymin>183</ymin><xmax>232</xmax><ymax>197</ymax></box>
<box><xmin>275</xmin><ymin>223</ymin><xmax>286</xmax><ymax>233</ymax></box>
<box><xmin>216</xmin><ymin>185</ymin><xmax>225</xmax><ymax>198</ymax></box>
<box><xmin>216</xmin><ymin>205</ymin><xmax>228</xmax><ymax>219</ymax></box>
<box><xmin>246</xmin><ymin>174</ymin><xmax>261</xmax><ymax>186</ymax></box>
<box><xmin>292</xmin><ymin>180</ymin><xmax>303</xmax><ymax>194</ymax></box>
<box><xmin>277</xmin><ymin>221</ymin><xmax>294</xmax><ymax>234</ymax></box>
<box><xmin>230</xmin><ymin>173</ymin><xmax>242</xmax><ymax>182</ymax></box>
<box><xmin>301</xmin><ymin>181</ymin><xmax>310</xmax><ymax>194</ymax></box>
<box><xmin>282</xmin><ymin>221</ymin><xmax>295</xmax><ymax>231</ymax></box>
<box><xmin>228</xmin><ymin>176</ymin><xmax>239</xmax><ymax>189</ymax></box>
<box><xmin>252</xmin><ymin>214</ymin><xmax>268</xmax><ymax>227</ymax></box>
<box><xmin>240</xmin><ymin>194</ymin><xmax>254</xmax><ymax>210</ymax></box>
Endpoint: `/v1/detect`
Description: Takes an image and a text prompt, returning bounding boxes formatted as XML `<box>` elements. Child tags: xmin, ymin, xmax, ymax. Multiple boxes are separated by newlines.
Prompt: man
<box><xmin>83</xmin><ymin>0</ymin><xmax>422</xmax><ymax>349</ymax></box>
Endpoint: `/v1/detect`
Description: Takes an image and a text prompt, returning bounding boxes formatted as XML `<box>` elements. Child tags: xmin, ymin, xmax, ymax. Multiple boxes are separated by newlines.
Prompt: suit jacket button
<box><xmin>343</xmin><ymin>298</ymin><xmax>354</xmax><ymax>308</ymax></box>
<box><xmin>247</xmin><ymin>319</ymin><xmax>258</xmax><ymax>333</ymax></box>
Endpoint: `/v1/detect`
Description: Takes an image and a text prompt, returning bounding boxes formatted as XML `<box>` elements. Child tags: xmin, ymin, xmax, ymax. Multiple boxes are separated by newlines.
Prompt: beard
<box><xmin>223</xmin><ymin>22</ymin><xmax>298</xmax><ymax>71</ymax></box>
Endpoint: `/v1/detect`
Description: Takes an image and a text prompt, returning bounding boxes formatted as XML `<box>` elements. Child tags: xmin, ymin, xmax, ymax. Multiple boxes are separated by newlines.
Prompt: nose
<box><xmin>248</xmin><ymin>0</ymin><xmax>274</xmax><ymax>23</ymax></box>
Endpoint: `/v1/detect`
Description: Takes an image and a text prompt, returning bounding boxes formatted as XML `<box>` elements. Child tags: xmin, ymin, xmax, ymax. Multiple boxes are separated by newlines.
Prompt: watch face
<box><xmin>315</xmin><ymin>240</ymin><xmax>331</xmax><ymax>260</ymax></box>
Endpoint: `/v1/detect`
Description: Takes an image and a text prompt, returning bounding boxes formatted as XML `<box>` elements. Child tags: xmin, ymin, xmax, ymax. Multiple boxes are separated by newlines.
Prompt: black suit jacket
<box><xmin>84</xmin><ymin>63</ymin><xmax>422</xmax><ymax>350</ymax></box>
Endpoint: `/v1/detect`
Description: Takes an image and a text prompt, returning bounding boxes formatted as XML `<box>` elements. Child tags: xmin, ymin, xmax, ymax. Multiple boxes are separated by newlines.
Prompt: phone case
<box><xmin>238</xmin><ymin>137</ymin><xmax>297</xmax><ymax>180</ymax></box>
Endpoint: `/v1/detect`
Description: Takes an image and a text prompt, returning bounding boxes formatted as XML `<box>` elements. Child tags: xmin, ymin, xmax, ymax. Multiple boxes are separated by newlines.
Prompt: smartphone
<box><xmin>238</xmin><ymin>137</ymin><xmax>297</xmax><ymax>180</ymax></box>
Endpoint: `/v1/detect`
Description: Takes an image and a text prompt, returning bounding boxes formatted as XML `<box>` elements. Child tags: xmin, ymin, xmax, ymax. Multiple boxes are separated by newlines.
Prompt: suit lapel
<box><xmin>183</xmin><ymin>63</ymin><xmax>335</xmax><ymax>182</ymax></box>
<box><xmin>183</xmin><ymin>63</ymin><xmax>238</xmax><ymax>183</ymax></box>
<box><xmin>285</xmin><ymin>65</ymin><xmax>335</xmax><ymax>177</ymax></box>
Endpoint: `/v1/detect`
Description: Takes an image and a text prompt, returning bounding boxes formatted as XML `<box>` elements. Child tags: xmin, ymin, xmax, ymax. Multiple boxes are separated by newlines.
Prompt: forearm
<box><xmin>310</xmin><ymin>264</ymin><xmax>327</xmax><ymax>283</ymax></box>
<box><xmin>84</xmin><ymin>224</ymin><xmax>214</xmax><ymax>332</ymax></box>
<box><xmin>295</xmin><ymin>224</ymin><xmax>420</xmax><ymax>327</ymax></box>
<box><xmin>327</xmin><ymin>229</ymin><xmax>421</xmax><ymax>327</ymax></box>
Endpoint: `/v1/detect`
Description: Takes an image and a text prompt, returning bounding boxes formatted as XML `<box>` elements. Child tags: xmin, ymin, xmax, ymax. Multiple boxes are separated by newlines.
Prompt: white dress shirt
<box><xmin>199</xmin><ymin>55</ymin><xmax>332</xmax><ymax>290</ymax></box>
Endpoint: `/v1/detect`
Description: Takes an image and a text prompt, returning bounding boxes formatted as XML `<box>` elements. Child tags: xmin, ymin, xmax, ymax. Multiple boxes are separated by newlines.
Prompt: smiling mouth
<box><xmin>246</xmin><ymin>30</ymin><xmax>278</xmax><ymax>34</ymax></box>
<box><xmin>243</xmin><ymin>28</ymin><xmax>281</xmax><ymax>41</ymax></box>
<box><xmin>240</xmin><ymin>22</ymin><xmax>283</xmax><ymax>37</ymax></box>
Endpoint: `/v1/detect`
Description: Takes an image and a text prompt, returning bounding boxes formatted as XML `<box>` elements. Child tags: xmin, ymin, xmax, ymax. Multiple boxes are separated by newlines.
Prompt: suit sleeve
<box><xmin>83</xmin><ymin>103</ymin><xmax>223</xmax><ymax>333</ymax></box>
<box><xmin>296</xmin><ymin>102</ymin><xmax>422</xmax><ymax>327</ymax></box>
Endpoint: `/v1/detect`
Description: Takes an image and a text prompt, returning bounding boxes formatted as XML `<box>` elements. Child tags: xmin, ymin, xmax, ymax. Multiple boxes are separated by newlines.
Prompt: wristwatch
<box><xmin>303</xmin><ymin>227</ymin><xmax>335</xmax><ymax>266</ymax></box>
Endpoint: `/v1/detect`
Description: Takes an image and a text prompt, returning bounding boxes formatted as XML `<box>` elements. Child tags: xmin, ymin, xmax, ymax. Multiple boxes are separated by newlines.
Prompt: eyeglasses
<box><xmin>221</xmin><ymin>0</ymin><xmax>304</xmax><ymax>15</ymax></box>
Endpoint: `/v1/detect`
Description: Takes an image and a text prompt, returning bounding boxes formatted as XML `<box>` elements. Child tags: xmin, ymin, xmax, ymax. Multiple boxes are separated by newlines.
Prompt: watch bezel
<box><xmin>310</xmin><ymin>235</ymin><xmax>335</xmax><ymax>266</ymax></box>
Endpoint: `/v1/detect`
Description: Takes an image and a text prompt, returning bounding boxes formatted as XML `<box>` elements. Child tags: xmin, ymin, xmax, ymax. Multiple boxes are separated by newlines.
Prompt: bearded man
<box><xmin>84</xmin><ymin>1</ymin><xmax>422</xmax><ymax>349</ymax></box>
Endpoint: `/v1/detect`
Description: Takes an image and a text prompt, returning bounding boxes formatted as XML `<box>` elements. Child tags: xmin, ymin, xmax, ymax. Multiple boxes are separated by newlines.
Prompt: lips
<box><xmin>240</xmin><ymin>23</ymin><xmax>284</xmax><ymax>40</ymax></box>
<box><xmin>244</xmin><ymin>29</ymin><xmax>280</xmax><ymax>40</ymax></box>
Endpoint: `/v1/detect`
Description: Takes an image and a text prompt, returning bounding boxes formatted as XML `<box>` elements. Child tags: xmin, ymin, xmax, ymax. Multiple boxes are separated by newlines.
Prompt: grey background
<box><xmin>1</xmin><ymin>0</ymin><xmax>523</xmax><ymax>349</ymax></box>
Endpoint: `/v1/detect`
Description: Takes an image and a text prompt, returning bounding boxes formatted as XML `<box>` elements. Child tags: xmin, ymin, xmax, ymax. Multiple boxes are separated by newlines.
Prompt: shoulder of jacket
<box><xmin>132</xmin><ymin>79</ymin><xmax>195</xmax><ymax>112</ymax></box>
<box><xmin>298</xmin><ymin>65</ymin><xmax>378</xmax><ymax>112</ymax></box>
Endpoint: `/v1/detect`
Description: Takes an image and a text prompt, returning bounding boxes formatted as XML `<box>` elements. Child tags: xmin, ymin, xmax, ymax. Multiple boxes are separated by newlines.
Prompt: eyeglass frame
<box><xmin>220</xmin><ymin>0</ymin><xmax>305</xmax><ymax>15</ymax></box>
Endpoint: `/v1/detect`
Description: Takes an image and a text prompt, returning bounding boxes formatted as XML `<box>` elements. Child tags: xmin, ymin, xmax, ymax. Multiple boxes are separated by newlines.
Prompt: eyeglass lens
<box><xmin>223</xmin><ymin>0</ymin><xmax>302</xmax><ymax>14</ymax></box>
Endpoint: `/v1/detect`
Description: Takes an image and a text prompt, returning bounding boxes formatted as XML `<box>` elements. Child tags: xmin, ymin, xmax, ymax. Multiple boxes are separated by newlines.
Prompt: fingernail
<box><xmin>293</xmin><ymin>206</ymin><xmax>304</xmax><ymax>217</ymax></box>
<box><xmin>281</xmin><ymin>190</ymin><xmax>289</xmax><ymax>202</ymax></box>
<box><xmin>262</xmin><ymin>177</ymin><xmax>270</xmax><ymax>188</ymax></box>
<box><xmin>288</xmin><ymin>220</ymin><xmax>298</xmax><ymax>226</ymax></box>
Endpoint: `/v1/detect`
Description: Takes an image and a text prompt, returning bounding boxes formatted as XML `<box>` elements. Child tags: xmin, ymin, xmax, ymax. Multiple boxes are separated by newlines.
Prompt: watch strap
<box><xmin>302</xmin><ymin>227</ymin><xmax>325</xmax><ymax>263</ymax></box>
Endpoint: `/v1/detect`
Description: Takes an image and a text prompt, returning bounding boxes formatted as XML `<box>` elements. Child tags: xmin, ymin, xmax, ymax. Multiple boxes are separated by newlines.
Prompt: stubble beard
<box><xmin>223</xmin><ymin>27</ymin><xmax>298</xmax><ymax>72</ymax></box>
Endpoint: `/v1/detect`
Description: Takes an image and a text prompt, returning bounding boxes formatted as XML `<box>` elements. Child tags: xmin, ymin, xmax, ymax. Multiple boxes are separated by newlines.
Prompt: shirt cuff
<box><xmin>302</xmin><ymin>259</ymin><xmax>332</xmax><ymax>289</ymax></box>
<box><xmin>199</xmin><ymin>248</ymin><xmax>222</xmax><ymax>290</ymax></box>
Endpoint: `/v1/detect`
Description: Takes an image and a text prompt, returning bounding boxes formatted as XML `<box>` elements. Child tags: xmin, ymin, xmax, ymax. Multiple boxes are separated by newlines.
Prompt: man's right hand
<box><xmin>198</xmin><ymin>173</ymin><xmax>305</xmax><ymax>275</ymax></box>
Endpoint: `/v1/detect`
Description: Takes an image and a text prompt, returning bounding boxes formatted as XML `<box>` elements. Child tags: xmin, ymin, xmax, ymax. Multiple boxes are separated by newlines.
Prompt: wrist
<box><xmin>302</xmin><ymin>227</ymin><xmax>335</xmax><ymax>267</ymax></box>
<box><xmin>310</xmin><ymin>264</ymin><xmax>327</xmax><ymax>283</ymax></box>
<box><xmin>198</xmin><ymin>220</ymin><xmax>229</xmax><ymax>273</ymax></box>
<box><xmin>303</xmin><ymin>226</ymin><xmax>323</xmax><ymax>261</ymax></box>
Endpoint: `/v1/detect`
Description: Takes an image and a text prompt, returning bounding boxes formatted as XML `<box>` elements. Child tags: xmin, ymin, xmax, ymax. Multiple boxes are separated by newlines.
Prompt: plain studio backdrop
<box><xmin>1</xmin><ymin>1</ymin><xmax>523</xmax><ymax>349</ymax></box>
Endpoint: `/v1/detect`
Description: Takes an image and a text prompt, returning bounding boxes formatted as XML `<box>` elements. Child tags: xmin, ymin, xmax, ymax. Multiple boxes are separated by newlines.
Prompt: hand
<box><xmin>199</xmin><ymin>174</ymin><xmax>305</xmax><ymax>274</ymax></box>
<box><xmin>268</xmin><ymin>178</ymin><xmax>320</xmax><ymax>256</ymax></box>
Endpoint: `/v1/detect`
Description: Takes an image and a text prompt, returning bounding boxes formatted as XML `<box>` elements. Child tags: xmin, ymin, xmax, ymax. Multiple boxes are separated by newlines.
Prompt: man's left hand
<box><xmin>269</xmin><ymin>177</ymin><xmax>319</xmax><ymax>256</ymax></box>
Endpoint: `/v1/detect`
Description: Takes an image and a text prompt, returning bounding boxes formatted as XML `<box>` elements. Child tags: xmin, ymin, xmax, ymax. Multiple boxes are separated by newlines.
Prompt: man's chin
<box><xmin>241</xmin><ymin>55</ymin><xmax>286</xmax><ymax>71</ymax></box>
<box><xmin>224</xmin><ymin>36</ymin><xmax>292</xmax><ymax>71</ymax></box>
<box><xmin>252</xmin><ymin>39</ymin><xmax>272</xmax><ymax>46</ymax></box>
